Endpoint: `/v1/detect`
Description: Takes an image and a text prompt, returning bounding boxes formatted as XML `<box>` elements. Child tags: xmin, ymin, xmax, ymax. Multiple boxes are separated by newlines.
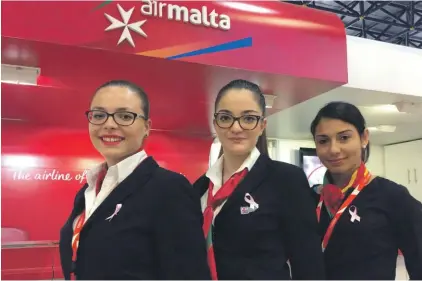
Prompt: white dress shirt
<box><xmin>73</xmin><ymin>150</ymin><xmax>148</xmax><ymax>228</ymax></box>
<box><xmin>201</xmin><ymin>147</ymin><xmax>260</xmax><ymax>221</ymax></box>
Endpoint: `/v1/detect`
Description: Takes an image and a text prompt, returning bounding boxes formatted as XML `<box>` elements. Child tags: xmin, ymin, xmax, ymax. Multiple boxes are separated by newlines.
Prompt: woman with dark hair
<box><xmin>310</xmin><ymin>101</ymin><xmax>422</xmax><ymax>280</ymax></box>
<box><xmin>59</xmin><ymin>80</ymin><xmax>210</xmax><ymax>280</ymax></box>
<box><xmin>194</xmin><ymin>79</ymin><xmax>325</xmax><ymax>280</ymax></box>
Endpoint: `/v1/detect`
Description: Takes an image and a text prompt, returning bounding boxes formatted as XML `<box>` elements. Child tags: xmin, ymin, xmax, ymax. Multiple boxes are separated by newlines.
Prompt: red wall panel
<box><xmin>1</xmin><ymin>121</ymin><xmax>211</xmax><ymax>279</ymax></box>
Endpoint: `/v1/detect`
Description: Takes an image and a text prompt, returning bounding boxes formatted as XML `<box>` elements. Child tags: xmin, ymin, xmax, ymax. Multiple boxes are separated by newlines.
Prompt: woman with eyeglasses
<box><xmin>309</xmin><ymin>101</ymin><xmax>422</xmax><ymax>280</ymax></box>
<box><xmin>59</xmin><ymin>80</ymin><xmax>210</xmax><ymax>280</ymax></box>
<box><xmin>193</xmin><ymin>79</ymin><xmax>325</xmax><ymax>280</ymax></box>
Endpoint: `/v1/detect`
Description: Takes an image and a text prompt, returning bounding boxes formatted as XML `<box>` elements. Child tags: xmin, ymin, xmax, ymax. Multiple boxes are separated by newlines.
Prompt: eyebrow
<box><xmin>316</xmin><ymin>129</ymin><xmax>354</xmax><ymax>138</ymax></box>
<box><xmin>91</xmin><ymin>106</ymin><xmax>131</xmax><ymax>111</ymax></box>
<box><xmin>217</xmin><ymin>109</ymin><xmax>260</xmax><ymax>115</ymax></box>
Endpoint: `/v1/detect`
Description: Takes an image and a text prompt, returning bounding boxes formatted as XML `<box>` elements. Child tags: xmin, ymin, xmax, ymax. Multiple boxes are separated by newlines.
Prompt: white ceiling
<box><xmin>266</xmin><ymin>86</ymin><xmax>422</xmax><ymax>146</ymax></box>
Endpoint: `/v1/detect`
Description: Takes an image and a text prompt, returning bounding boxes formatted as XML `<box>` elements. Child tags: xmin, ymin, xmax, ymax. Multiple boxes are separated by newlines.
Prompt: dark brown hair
<box><xmin>93</xmin><ymin>80</ymin><xmax>150</xmax><ymax>119</ymax></box>
<box><xmin>215</xmin><ymin>79</ymin><xmax>268</xmax><ymax>156</ymax></box>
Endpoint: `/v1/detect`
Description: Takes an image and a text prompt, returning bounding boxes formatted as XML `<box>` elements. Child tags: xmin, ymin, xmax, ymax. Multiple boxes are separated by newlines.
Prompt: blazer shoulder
<box><xmin>151</xmin><ymin>167</ymin><xmax>196</xmax><ymax>197</ymax></box>
<box><xmin>192</xmin><ymin>174</ymin><xmax>209</xmax><ymax>198</ymax></box>
<box><xmin>150</xmin><ymin>168</ymin><xmax>203</xmax><ymax>217</ymax></box>
<box><xmin>192</xmin><ymin>174</ymin><xmax>208</xmax><ymax>188</ymax></box>
<box><xmin>267</xmin><ymin>159</ymin><xmax>312</xmax><ymax>196</ymax></box>
<box><xmin>153</xmin><ymin>167</ymin><xmax>191</xmax><ymax>186</ymax></box>
<box><xmin>373</xmin><ymin>176</ymin><xmax>421</xmax><ymax>203</ymax></box>
<box><xmin>73</xmin><ymin>183</ymin><xmax>88</xmax><ymax>204</ymax></box>
<box><xmin>269</xmin><ymin>159</ymin><xmax>307</xmax><ymax>179</ymax></box>
<box><xmin>374</xmin><ymin>176</ymin><xmax>409</xmax><ymax>191</ymax></box>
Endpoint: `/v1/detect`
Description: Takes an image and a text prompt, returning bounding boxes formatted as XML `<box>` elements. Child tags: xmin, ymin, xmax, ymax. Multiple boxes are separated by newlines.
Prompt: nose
<box><xmin>230</xmin><ymin>119</ymin><xmax>243</xmax><ymax>133</ymax></box>
<box><xmin>103</xmin><ymin>115</ymin><xmax>118</xmax><ymax>130</ymax></box>
<box><xmin>328</xmin><ymin>140</ymin><xmax>341</xmax><ymax>154</ymax></box>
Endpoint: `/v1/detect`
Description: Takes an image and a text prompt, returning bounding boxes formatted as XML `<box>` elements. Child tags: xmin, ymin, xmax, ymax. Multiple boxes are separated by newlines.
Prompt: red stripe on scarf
<box><xmin>70</xmin><ymin>165</ymin><xmax>107</xmax><ymax>280</ymax></box>
<box><xmin>203</xmin><ymin>168</ymin><xmax>248</xmax><ymax>280</ymax></box>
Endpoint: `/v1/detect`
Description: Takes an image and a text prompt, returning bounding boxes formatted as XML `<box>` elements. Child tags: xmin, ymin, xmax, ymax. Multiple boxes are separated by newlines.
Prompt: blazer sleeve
<box><xmin>153</xmin><ymin>172</ymin><xmax>211</xmax><ymax>280</ymax></box>
<box><xmin>390</xmin><ymin>184</ymin><xmax>422</xmax><ymax>280</ymax></box>
<box><xmin>281</xmin><ymin>166</ymin><xmax>325</xmax><ymax>280</ymax></box>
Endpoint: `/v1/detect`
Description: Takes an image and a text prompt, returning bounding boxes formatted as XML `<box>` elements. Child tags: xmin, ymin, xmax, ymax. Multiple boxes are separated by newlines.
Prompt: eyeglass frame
<box><xmin>213</xmin><ymin>112</ymin><xmax>264</xmax><ymax>131</ymax></box>
<box><xmin>85</xmin><ymin>110</ymin><xmax>147</xmax><ymax>126</ymax></box>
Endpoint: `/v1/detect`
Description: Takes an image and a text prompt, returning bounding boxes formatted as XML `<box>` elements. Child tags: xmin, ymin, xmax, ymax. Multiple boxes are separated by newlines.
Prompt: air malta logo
<box><xmin>104</xmin><ymin>0</ymin><xmax>231</xmax><ymax>47</ymax></box>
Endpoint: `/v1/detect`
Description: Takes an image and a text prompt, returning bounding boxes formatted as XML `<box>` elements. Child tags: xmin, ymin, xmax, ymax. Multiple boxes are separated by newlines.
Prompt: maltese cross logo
<box><xmin>104</xmin><ymin>4</ymin><xmax>147</xmax><ymax>47</ymax></box>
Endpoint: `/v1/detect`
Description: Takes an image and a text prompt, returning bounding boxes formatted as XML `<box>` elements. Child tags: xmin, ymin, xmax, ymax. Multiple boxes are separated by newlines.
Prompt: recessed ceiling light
<box><xmin>1</xmin><ymin>64</ymin><xmax>40</xmax><ymax>86</ymax></box>
<box><xmin>361</xmin><ymin>104</ymin><xmax>399</xmax><ymax>113</ymax></box>
<box><xmin>394</xmin><ymin>101</ymin><xmax>422</xmax><ymax>114</ymax></box>
<box><xmin>368</xmin><ymin>125</ymin><xmax>396</xmax><ymax>133</ymax></box>
<box><xmin>264</xmin><ymin>94</ymin><xmax>277</xmax><ymax>109</ymax></box>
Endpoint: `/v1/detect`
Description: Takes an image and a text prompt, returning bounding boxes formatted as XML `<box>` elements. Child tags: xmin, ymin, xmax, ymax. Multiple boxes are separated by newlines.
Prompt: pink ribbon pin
<box><xmin>106</xmin><ymin>203</ymin><xmax>122</xmax><ymax>221</ymax></box>
<box><xmin>240</xmin><ymin>193</ymin><xmax>259</xmax><ymax>215</ymax></box>
<box><xmin>349</xmin><ymin>205</ymin><xmax>361</xmax><ymax>223</ymax></box>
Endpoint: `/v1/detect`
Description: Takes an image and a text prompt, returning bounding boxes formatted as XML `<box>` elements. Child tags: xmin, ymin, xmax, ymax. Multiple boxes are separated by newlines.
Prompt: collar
<box><xmin>206</xmin><ymin>147</ymin><xmax>260</xmax><ymax>186</ymax></box>
<box><xmin>86</xmin><ymin>150</ymin><xmax>148</xmax><ymax>187</ymax></box>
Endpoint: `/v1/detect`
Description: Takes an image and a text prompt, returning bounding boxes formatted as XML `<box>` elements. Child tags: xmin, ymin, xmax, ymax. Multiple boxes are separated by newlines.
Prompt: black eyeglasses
<box><xmin>85</xmin><ymin>110</ymin><xmax>146</xmax><ymax>126</ymax></box>
<box><xmin>214</xmin><ymin>112</ymin><xmax>263</xmax><ymax>130</ymax></box>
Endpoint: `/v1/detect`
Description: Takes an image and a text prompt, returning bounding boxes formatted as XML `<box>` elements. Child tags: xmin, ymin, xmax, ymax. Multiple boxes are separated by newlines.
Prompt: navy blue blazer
<box><xmin>313</xmin><ymin>177</ymin><xmax>422</xmax><ymax>280</ymax></box>
<box><xmin>59</xmin><ymin>156</ymin><xmax>211</xmax><ymax>280</ymax></box>
<box><xmin>194</xmin><ymin>154</ymin><xmax>325</xmax><ymax>280</ymax></box>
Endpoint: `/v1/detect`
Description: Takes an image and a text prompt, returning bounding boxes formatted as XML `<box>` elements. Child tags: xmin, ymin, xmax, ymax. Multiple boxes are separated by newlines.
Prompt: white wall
<box><xmin>384</xmin><ymin>139</ymin><xmax>422</xmax><ymax>201</ymax></box>
<box><xmin>366</xmin><ymin>145</ymin><xmax>385</xmax><ymax>177</ymax></box>
<box><xmin>272</xmin><ymin>139</ymin><xmax>314</xmax><ymax>164</ymax></box>
<box><xmin>271</xmin><ymin>138</ymin><xmax>385</xmax><ymax>177</ymax></box>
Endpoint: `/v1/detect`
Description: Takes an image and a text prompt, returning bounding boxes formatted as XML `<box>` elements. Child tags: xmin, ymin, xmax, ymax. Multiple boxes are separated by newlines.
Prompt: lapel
<box><xmin>216</xmin><ymin>154</ymin><xmax>272</xmax><ymax>221</ymax></box>
<box><xmin>69</xmin><ymin>184</ymin><xmax>88</xmax><ymax>223</ymax></box>
<box><xmin>60</xmin><ymin>184</ymin><xmax>88</xmax><ymax>279</ymax></box>
<box><xmin>81</xmin><ymin>156</ymin><xmax>159</xmax><ymax>232</ymax></box>
<box><xmin>195</xmin><ymin>175</ymin><xmax>210</xmax><ymax>198</ymax></box>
